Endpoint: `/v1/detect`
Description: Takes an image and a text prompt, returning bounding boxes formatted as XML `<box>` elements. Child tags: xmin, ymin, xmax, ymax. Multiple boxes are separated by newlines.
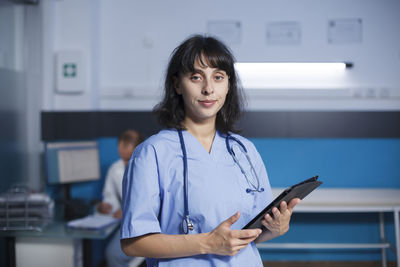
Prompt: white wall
<box><xmin>41</xmin><ymin>0</ymin><xmax>96</xmax><ymax>110</ymax></box>
<box><xmin>41</xmin><ymin>0</ymin><xmax>400</xmax><ymax>111</ymax></box>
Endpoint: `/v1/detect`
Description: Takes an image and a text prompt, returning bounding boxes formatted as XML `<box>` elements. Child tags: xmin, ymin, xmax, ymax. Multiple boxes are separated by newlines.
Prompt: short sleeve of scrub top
<box><xmin>121</xmin><ymin>129</ymin><xmax>274</xmax><ymax>267</ymax></box>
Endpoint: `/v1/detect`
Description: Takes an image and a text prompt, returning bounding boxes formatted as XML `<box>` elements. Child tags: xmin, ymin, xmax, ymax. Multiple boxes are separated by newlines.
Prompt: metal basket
<box><xmin>0</xmin><ymin>185</ymin><xmax>54</xmax><ymax>231</ymax></box>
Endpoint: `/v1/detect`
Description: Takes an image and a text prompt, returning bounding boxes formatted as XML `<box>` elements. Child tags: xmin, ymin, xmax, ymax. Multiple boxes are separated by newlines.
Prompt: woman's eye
<box><xmin>214</xmin><ymin>75</ymin><xmax>225</xmax><ymax>81</ymax></box>
<box><xmin>190</xmin><ymin>75</ymin><xmax>202</xmax><ymax>81</ymax></box>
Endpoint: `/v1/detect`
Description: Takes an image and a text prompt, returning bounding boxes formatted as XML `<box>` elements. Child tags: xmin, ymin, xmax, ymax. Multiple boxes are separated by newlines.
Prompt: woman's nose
<box><xmin>202</xmin><ymin>79</ymin><xmax>214</xmax><ymax>95</ymax></box>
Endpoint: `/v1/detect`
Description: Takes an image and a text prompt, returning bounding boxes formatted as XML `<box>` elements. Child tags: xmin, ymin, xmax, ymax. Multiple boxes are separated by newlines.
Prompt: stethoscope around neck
<box><xmin>178</xmin><ymin>130</ymin><xmax>264</xmax><ymax>234</ymax></box>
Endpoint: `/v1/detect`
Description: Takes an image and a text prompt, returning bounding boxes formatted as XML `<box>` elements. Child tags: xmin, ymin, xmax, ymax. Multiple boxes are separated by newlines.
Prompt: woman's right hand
<box><xmin>205</xmin><ymin>212</ymin><xmax>262</xmax><ymax>256</ymax></box>
<box><xmin>121</xmin><ymin>211</ymin><xmax>262</xmax><ymax>258</ymax></box>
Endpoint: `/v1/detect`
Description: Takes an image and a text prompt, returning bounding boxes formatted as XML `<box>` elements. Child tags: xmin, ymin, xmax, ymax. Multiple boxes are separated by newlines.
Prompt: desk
<box><xmin>0</xmin><ymin>220</ymin><xmax>119</xmax><ymax>267</ymax></box>
<box><xmin>256</xmin><ymin>188</ymin><xmax>400</xmax><ymax>267</ymax></box>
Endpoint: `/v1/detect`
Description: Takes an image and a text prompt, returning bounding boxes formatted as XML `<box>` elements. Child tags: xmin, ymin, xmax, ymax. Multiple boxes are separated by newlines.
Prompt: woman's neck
<box><xmin>182</xmin><ymin>117</ymin><xmax>216</xmax><ymax>153</ymax></box>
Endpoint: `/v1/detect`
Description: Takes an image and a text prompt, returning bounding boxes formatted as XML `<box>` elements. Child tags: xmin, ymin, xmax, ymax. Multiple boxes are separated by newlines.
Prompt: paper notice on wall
<box><xmin>266</xmin><ymin>21</ymin><xmax>301</xmax><ymax>45</ymax></box>
<box><xmin>328</xmin><ymin>18</ymin><xmax>362</xmax><ymax>44</ymax></box>
<box><xmin>207</xmin><ymin>20</ymin><xmax>242</xmax><ymax>45</ymax></box>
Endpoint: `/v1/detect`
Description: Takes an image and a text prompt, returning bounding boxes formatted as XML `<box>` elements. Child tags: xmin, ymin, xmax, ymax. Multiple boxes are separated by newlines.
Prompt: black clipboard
<box><xmin>243</xmin><ymin>175</ymin><xmax>322</xmax><ymax>230</ymax></box>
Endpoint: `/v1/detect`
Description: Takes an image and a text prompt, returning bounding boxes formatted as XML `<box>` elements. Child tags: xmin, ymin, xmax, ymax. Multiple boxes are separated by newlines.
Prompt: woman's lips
<box><xmin>198</xmin><ymin>100</ymin><xmax>216</xmax><ymax>107</ymax></box>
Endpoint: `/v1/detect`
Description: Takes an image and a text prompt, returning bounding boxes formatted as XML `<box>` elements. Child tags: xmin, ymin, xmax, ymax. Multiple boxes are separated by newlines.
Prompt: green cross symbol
<box><xmin>63</xmin><ymin>63</ymin><xmax>77</xmax><ymax>78</ymax></box>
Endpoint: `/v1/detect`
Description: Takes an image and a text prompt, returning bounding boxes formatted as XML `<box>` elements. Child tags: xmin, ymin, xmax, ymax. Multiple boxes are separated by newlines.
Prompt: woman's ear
<box><xmin>173</xmin><ymin>76</ymin><xmax>182</xmax><ymax>95</ymax></box>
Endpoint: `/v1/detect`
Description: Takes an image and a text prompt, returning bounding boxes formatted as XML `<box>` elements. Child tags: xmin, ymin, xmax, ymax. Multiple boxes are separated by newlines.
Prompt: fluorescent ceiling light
<box><xmin>234</xmin><ymin>62</ymin><xmax>353</xmax><ymax>89</ymax></box>
<box><xmin>235</xmin><ymin>62</ymin><xmax>352</xmax><ymax>73</ymax></box>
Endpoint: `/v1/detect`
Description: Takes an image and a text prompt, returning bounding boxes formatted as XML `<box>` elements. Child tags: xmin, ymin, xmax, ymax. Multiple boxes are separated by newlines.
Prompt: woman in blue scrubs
<box><xmin>120</xmin><ymin>35</ymin><xmax>300</xmax><ymax>266</ymax></box>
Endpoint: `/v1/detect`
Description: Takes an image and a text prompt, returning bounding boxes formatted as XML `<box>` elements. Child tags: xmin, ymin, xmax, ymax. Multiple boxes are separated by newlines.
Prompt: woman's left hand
<box><xmin>255</xmin><ymin>198</ymin><xmax>300</xmax><ymax>243</ymax></box>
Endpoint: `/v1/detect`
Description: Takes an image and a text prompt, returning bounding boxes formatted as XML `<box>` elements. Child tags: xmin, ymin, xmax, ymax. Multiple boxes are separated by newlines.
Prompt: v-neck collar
<box><xmin>180</xmin><ymin>130</ymin><xmax>225</xmax><ymax>160</ymax></box>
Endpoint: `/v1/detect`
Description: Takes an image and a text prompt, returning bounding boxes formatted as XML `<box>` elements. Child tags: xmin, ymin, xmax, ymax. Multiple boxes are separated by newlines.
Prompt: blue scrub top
<box><xmin>121</xmin><ymin>129</ymin><xmax>273</xmax><ymax>267</ymax></box>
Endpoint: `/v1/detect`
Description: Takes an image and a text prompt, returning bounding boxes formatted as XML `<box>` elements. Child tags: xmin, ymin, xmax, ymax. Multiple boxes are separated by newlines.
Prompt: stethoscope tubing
<box><xmin>178</xmin><ymin>130</ymin><xmax>264</xmax><ymax>234</ymax></box>
<box><xmin>178</xmin><ymin>130</ymin><xmax>190</xmax><ymax>223</ymax></box>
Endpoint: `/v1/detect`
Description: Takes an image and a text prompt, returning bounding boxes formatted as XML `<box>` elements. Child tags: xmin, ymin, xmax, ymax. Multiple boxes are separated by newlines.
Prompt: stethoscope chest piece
<box><xmin>182</xmin><ymin>216</ymin><xmax>194</xmax><ymax>234</ymax></box>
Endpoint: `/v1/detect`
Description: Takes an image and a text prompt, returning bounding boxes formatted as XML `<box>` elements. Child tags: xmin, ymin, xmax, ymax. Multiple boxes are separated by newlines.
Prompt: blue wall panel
<box><xmin>250</xmin><ymin>138</ymin><xmax>400</xmax><ymax>261</ymax></box>
<box><xmin>251</xmin><ymin>138</ymin><xmax>400</xmax><ymax>188</ymax></box>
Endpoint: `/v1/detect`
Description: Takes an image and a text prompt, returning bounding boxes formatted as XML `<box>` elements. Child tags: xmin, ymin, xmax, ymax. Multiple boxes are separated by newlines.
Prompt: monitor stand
<box><xmin>61</xmin><ymin>184</ymin><xmax>91</xmax><ymax>220</ymax></box>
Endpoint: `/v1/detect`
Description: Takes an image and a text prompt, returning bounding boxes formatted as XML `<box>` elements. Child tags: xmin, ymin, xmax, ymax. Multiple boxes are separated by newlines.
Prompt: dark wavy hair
<box><xmin>153</xmin><ymin>34</ymin><xmax>245</xmax><ymax>134</ymax></box>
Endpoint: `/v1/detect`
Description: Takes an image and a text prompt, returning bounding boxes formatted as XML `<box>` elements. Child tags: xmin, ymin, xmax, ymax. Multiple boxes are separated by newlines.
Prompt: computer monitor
<box><xmin>45</xmin><ymin>141</ymin><xmax>101</xmax><ymax>184</ymax></box>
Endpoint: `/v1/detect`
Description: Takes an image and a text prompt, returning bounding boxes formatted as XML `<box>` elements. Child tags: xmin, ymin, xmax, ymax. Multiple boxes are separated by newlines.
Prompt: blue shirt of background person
<box><xmin>120</xmin><ymin>34</ymin><xmax>300</xmax><ymax>267</ymax></box>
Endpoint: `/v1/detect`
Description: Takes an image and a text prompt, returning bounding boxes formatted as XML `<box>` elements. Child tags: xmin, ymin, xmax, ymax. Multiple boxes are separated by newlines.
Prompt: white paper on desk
<box><xmin>67</xmin><ymin>215</ymin><xmax>119</xmax><ymax>230</ymax></box>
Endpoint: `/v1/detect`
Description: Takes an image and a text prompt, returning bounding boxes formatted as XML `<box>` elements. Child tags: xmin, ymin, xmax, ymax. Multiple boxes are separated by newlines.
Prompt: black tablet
<box><xmin>242</xmin><ymin>175</ymin><xmax>322</xmax><ymax>230</ymax></box>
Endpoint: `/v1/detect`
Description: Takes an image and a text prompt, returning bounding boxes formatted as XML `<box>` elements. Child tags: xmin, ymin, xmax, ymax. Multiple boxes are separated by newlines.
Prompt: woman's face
<box><xmin>175</xmin><ymin>58</ymin><xmax>229</xmax><ymax>125</ymax></box>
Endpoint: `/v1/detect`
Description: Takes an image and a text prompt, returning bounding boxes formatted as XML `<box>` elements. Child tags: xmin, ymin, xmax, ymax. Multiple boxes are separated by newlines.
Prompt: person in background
<box><xmin>98</xmin><ymin>129</ymin><xmax>144</xmax><ymax>267</ymax></box>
